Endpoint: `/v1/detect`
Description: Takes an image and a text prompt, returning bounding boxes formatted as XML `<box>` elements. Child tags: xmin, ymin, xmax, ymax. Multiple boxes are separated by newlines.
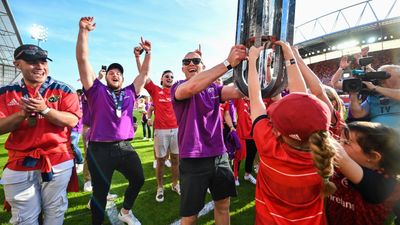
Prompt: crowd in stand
<box><xmin>1</xmin><ymin>15</ymin><xmax>400</xmax><ymax>225</ymax></box>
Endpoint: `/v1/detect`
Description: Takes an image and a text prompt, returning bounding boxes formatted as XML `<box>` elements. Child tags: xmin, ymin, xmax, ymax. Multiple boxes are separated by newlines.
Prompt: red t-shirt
<box><xmin>252</xmin><ymin>115</ymin><xmax>326</xmax><ymax>225</ymax></box>
<box><xmin>219</xmin><ymin>101</ymin><xmax>230</xmax><ymax>126</ymax></box>
<box><xmin>233</xmin><ymin>98</ymin><xmax>253</xmax><ymax>139</ymax></box>
<box><xmin>0</xmin><ymin>78</ymin><xmax>81</xmax><ymax>172</ymax></box>
<box><xmin>144</xmin><ymin>80</ymin><xmax>178</xmax><ymax>129</ymax></box>
<box><xmin>327</xmin><ymin>170</ymin><xmax>399</xmax><ymax>225</ymax></box>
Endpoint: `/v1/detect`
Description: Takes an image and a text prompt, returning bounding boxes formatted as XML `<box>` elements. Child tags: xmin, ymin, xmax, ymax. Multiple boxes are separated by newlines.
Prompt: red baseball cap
<box><xmin>267</xmin><ymin>92</ymin><xmax>331</xmax><ymax>142</ymax></box>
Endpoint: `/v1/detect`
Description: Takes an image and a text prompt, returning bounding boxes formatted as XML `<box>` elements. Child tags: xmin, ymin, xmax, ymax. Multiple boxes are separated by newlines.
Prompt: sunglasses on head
<box><xmin>182</xmin><ymin>58</ymin><xmax>201</xmax><ymax>66</ymax></box>
<box><xmin>15</xmin><ymin>48</ymin><xmax>48</xmax><ymax>60</ymax></box>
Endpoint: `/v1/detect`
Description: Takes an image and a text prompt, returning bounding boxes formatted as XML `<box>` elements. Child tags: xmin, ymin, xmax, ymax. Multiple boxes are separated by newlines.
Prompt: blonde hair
<box><xmin>324</xmin><ymin>85</ymin><xmax>345</xmax><ymax>119</ymax></box>
<box><xmin>309</xmin><ymin>130</ymin><xmax>337</xmax><ymax>196</ymax></box>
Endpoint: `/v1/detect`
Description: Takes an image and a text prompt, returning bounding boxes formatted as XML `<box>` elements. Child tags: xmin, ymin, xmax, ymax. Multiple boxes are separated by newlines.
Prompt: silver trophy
<box><xmin>234</xmin><ymin>0</ymin><xmax>296</xmax><ymax>98</ymax></box>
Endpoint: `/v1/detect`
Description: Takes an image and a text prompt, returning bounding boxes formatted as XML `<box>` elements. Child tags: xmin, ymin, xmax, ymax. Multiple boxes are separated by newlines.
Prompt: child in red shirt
<box><xmin>247</xmin><ymin>42</ymin><xmax>337</xmax><ymax>225</ymax></box>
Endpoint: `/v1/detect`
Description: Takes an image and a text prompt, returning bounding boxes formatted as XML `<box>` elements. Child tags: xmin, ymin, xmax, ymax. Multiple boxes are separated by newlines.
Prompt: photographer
<box><xmin>331</xmin><ymin>47</ymin><xmax>371</xmax><ymax>90</ymax></box>
<box><xmin>349</xmin><ymin>64</ymin><xmax>400</xmax><ymax>133</ymax></box>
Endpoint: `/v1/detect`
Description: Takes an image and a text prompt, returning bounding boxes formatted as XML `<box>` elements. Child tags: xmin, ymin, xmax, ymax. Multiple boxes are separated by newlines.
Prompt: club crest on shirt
<box><xmin>341</xmin><ymin>177</ymin><xmax>349</xmax><ymax>188</ymax></box>
<box><xmin>48</xmin><ymin>95</ymin><xmax>60</xmax><ymax>103</ymax></box>
<box><xmin>207</xmin><ymin>87</ymin><xmax>215</xmax><ymax>93</ymax></box>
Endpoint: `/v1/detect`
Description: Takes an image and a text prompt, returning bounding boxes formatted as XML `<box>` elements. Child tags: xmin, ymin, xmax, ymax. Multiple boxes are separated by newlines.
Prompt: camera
<box><xmin>342</xmin><ymin>56</ymin><xmax>390</xmax><ymax>93</ymax></box>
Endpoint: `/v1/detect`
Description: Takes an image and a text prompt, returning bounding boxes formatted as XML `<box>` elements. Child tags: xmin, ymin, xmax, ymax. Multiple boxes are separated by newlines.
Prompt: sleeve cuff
<box><xmin>250</xmin><ymin>114</ymin><xmax>268</xmax><ymax>137</ymax></box>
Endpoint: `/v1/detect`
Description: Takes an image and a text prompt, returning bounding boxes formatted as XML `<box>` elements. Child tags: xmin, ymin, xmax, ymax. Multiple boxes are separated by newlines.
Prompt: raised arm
<box><xmin>248</xmin><ymin>46</ymin><xmax>267</xmax><ymax>122</ymax></box>
<box><xmin>275</xmin><ymin>41</ymin><xmax>307</xmax><ymax>93</ymax></box>
<box><xmin>331</xmin><ymin>56</ymin><xmax>350</xmax><ymax>90</ymax></box>
<box><xmin>76</xmin><ymin>17</ymin><xmax>96</xmax><ymax>91</ymax></box>
<box><xmin>175</xmin><ymin>45</ymin><xmax>247</xmax><ymax>100</ymax></box>
<box><xmin>292</xmin><ymin>46</ymin><xmax>334</xmax><ymax>113</ymax></box>
<box><xmin>133</xmin><ymin>46</ymin><xmax>143</xmax><ymax>73</ymax></box>
<box><xmin>133</xmin><ymin>37</ymin><xmax>151</xmax><ymax>94</ymax></box>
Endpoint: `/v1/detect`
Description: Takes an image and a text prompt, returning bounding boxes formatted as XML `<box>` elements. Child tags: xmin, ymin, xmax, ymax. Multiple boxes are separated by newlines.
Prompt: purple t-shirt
<box><xmin>72</xmin><ymin>99</ymin><xmax>83</xmax><ymax>133</ymax></box>
<box><xmin>171</xmin><ymin>80</ymin><xmax>226</xmax><ymax>158</ymax></box>
<box><xmin>81</xmin><ymin>93</ymin><xmax>91</xmax><ymax>126</ymax></box>
<box><xmin>84</xmin><ymin>79</ymin><xmax>137</xmax><ymax>141</ymax></box>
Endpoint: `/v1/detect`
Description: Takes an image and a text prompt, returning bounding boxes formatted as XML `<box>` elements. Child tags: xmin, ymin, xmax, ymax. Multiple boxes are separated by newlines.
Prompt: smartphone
<box><xmin>101</xmin><ymin>65</ymin><xmax>106</xmax><ymax>71</ymax></box>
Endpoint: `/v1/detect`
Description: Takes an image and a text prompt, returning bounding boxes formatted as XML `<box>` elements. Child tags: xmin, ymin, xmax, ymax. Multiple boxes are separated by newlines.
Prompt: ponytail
<box><xmin>309</xmin><ymin>130</ymin><xmax>337</xmax><ymax>196</ymax></box>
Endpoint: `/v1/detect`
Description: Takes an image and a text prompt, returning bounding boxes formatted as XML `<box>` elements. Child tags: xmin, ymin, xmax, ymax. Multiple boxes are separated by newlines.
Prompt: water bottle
<box><xmin>105</xmin><ymin>200</ymin><xmax>124</xmax><ymax>225</ymax></box>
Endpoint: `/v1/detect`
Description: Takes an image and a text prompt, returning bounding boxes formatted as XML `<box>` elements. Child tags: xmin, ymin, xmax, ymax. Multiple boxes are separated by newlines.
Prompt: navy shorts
<box><xmin>179</xmin><ymin>153</ymin><xmax>237</xmax><ymax>217</ymax></box>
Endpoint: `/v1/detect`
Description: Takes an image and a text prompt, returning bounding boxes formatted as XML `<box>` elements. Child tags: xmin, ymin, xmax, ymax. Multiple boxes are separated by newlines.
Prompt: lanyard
<box><xmin>111</xmin><ymin>90</ymin><xmax>125</xmax><ymax>118</ymax></box>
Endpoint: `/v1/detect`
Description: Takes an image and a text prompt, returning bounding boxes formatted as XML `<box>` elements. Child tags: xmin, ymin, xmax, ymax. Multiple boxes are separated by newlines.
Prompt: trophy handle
<box><xmin>234</xmin><ymin>41</ymin><xmax>288</xmax><ymax>98</ymax></box>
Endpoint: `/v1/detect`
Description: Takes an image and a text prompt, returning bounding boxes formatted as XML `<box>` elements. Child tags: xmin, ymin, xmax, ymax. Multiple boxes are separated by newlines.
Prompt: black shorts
<box><xmin>179</xmin><ymin>153</ymin><xmax>237</xmax><ymax>217</ymax></box>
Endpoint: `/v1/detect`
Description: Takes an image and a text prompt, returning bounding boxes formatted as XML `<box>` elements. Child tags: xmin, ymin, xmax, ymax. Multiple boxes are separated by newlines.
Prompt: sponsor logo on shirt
<box><xmin>7</xmin><ymin>99</ymin><xmax>19</xmax><ymax>106</ymax></box>
<box><xmin>328</xmin><ymin>195</ymin><xmax>355</xmax><ymax>211</ymax></box>
<box><xmin>48</xmin><ymin>95</ymin><xmax>60</xmax><ymax>103</ymax></box>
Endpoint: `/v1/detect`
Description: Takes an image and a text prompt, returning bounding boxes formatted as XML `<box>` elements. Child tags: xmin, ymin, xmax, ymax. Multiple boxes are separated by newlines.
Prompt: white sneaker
<box><xmin>244</xmin><ymin>174</ymin><xmax>256</xmax><ymax>185</ymax></box>
<box><xmin>155</xmin><ymin>187</ymin><xmax>164</xmax><ymax>202</ymax></box>
<box><xmin>84</xmin><ymin>181</ymin><xmax>93</xmax><ymax>192</ymax></box>
<box><xmin>76</xmin><ymin>164</ymin><xmax>84</xmax><ymax>174</ymax></box>
<box><xmin>142</xmin><ymin>137</ymin><xmax>148</xmax><ymax>141</ymax></box>
<box><xmin>235</xmin><ymin>178</ymin><xmax>240</xmax><ymax>186</ymax></box>
<box><xmin>107</xmin><ymin>193</ymin><xmax>118</xmax><ymax>200</ymax></box>
<box><xmin>164</xmin><ymin>159</ymin><xmax>171</xmax><ymax>168</ymax></box>
<box><xmin>118</xmin><ymin>209</ymin><xmax>141</xmax><ymax>225</ymax></box>
<box><xmin>171</xmin><ymin>183</ymin><xmax>181</xmax><ymax>195</ymax></box>
<box><xmin>153</xmin><ymin>160</ymin><xmax>157</xmax><ymax>169</ymax></box>
<box><xmin>148</xmin><ymin>138</ymin><xmax>153</xmax><ymax>142</ymax></box>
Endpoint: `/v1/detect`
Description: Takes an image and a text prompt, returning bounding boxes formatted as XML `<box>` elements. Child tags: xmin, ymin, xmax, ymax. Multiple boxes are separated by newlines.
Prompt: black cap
<box><xmin>106</xmin><ymin>63</ymin><xmax>124</xmax><ymax>74</ymax></box>
<box><xmin>14</xmin><ymin>44</ymin><xmax>52</xmax><ymax>62</ymax></box>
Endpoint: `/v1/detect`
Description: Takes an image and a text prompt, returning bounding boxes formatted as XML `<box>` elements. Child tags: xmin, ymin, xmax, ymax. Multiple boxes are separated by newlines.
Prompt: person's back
<box><xmin>247</xmin><ymin>43</ymin><xmax>337</xmax><ymax>225</ymax></box>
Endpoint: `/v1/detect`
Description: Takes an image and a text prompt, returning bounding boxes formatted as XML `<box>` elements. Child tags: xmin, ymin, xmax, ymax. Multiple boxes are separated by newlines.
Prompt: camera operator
<box><xmin>331</xmin><ymin>47</ymin><xmax>371</xmax><ymax>90</ymax></box>
<box><xmin>349</xmin><ymin>64</ymin><xmax>400</xmax><ymax>133</ymax></box>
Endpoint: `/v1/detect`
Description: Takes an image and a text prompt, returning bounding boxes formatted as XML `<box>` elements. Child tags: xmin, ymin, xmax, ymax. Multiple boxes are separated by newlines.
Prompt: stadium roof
<box><xmin>0</xmin><ymin>0</ymin><xmax>22</xmax><ymax>86</ymax></box>
<box><xmin>295</xmin><ymin>0</ymin><xmax>400</xmax><ymax>62</ymax></box>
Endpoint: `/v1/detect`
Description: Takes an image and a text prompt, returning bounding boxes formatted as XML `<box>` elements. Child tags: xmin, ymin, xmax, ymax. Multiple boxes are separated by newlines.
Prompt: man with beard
<box><xmin>76</xmin><ymin>16</ymin><xmax>148</xmax><ymax>225</ymax></box>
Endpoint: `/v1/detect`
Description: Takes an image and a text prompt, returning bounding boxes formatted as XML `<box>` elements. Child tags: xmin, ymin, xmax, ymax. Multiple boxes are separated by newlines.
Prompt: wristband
<box><xmin>285</xmin><ymin>58</ymin><xmax>296</xmax><ymax>67</ymax></box>
<box><xmin>223</xmin><ymin>60</ymin><xmax>233</xmax><ymax>70</ymax></box>
<box><xmin>145</xmin><ymin>51</ymin><xmax>151</xmax><ymax>55</ymax></box>
<box><xmin>40</xmin><ymin>107</ymin><xmax>51</xmax><ymax>115</ymax></box>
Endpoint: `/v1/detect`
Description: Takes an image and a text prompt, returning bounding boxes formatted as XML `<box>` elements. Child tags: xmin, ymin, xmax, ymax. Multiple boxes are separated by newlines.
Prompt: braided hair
<box><xmin>309</xmin><ymin>130</ymin><xmax>337</xmax><ymax>196</ymax></box>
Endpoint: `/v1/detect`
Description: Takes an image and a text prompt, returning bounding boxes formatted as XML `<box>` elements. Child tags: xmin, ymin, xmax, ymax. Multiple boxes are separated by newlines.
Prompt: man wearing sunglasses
<box><xmin>0</xmin><ymin>44</ymin><xmax>81</xmax><ymax>225</ymax></box>
<box><xmin>141</xmin><ymin>67</ymin><xmax>180</xmax><ymax>203</ymax></box>
<box><xmin>76</xmin><ymin>17</ymin><xmax>147</xmax><ymax>225</ymax></box>
<box><xmin>171</xmin><ymin>46</ymin><xmax>246</xmax><ymax>225</ymax></box>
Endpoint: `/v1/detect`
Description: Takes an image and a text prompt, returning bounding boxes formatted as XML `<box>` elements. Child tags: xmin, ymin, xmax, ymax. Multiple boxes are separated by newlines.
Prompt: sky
<box><xmin>8</xmin><ymin>0</ymin><xmax>398</xmax><ymax>92</ymax></box>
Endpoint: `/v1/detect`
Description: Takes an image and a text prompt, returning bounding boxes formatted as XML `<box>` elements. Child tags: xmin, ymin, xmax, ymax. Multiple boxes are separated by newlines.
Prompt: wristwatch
<box><xmin>40</xmin><ymin>107</ymin><xmax>51</xmax><ymax>115</ymax></box>
<box><xmin>223</xmin><ymin>60</ymin><xmax>233</xmax><ymax>70</ymax></box>
<box><xmin>285</xmin><ymin>58</ymin><xmax>296</xmax><ymax>67</ymax></box>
